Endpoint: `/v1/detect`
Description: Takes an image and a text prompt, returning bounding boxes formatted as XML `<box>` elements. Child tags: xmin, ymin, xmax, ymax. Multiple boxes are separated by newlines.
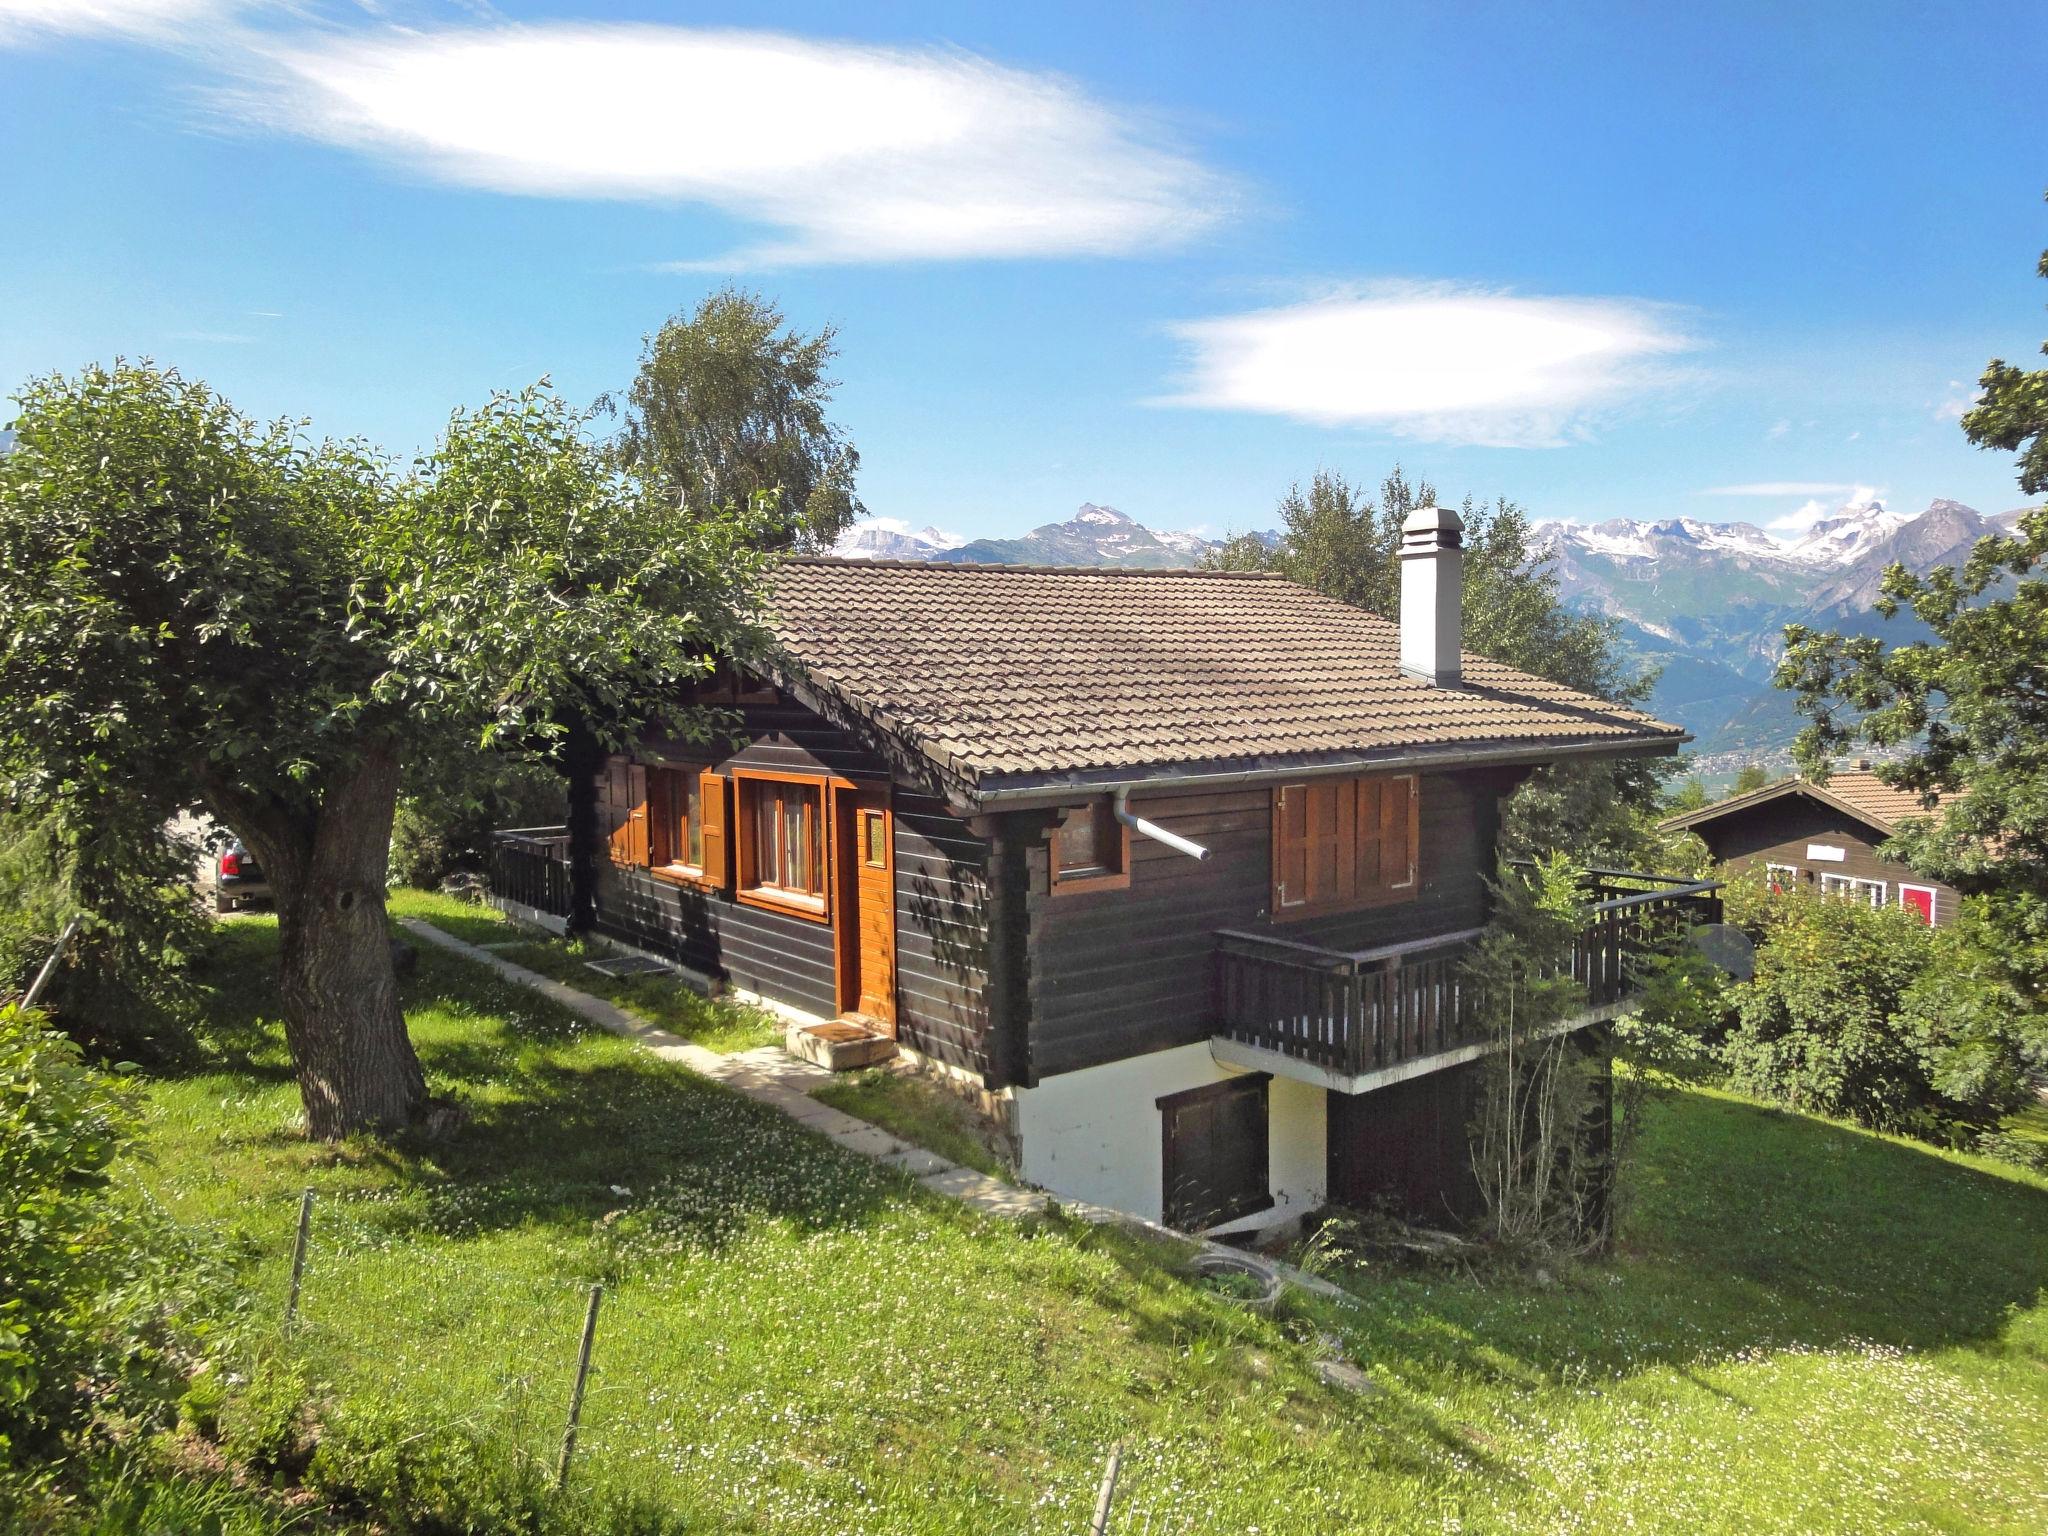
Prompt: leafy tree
<box><xmin>1777</xmin><ymin>211</ymin><xmax>2048</xmax><ymax>1104</ymax></box>
<box><xmin>1665</xmin><ymin>775</ymin><xmax>1711</xmax><ymax>813</ymax></box>
<box><xmin>1212</xmin><ymin>468</ymin><xmax>1673</xmax><ymax>865</ymax></box>
<box><xmin>1731</xmin><ymin>762</ymin><xmax>1772</xmax><ymax>795</ymax></box>
<box><xmin>613</xmin><ymin>286</ymin><xmax>862</xmax><ymax>550</ymax></box>
<box><xmin>0</xmin><ymin>364</ymin><xmax>773</xmax><ymax>1138</ymax></box>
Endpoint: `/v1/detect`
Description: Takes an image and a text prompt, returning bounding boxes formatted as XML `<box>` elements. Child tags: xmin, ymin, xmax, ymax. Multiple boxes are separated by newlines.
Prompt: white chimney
<box><xmin>1399</xmin><ymin>504</ymin><xmax>1464</xmax><ymax>687</ymax></box>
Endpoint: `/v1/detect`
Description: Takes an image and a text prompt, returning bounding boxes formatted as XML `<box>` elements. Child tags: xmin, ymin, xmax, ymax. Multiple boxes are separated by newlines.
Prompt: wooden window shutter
<box><xmin>1385</xmin><ymin>775</ymin><xmax>1418</xmax><ymax>889</ymax></box>
<box><xmin>1273</xmin><ymin>785</ymin><xmax>1310</xmax><ymax>909</ymax></box>
<box><xmin>604</xmin><ymin>759</ymin><xmax>630</xmax><ymax>863</ymax></box>
<box><xmin>623</xmin><ymin>764</ymin><xmax>650</xmax><ymax>867</ymax></box>
<box><xmin>646</xmin><ymin>772</ymin><xmax>672</xmax><ymax>869</ymax></box>
<box><xmin>698</xmin><ymin>771</ymin><xmax>729</xmax><ymax>887</ymax></box>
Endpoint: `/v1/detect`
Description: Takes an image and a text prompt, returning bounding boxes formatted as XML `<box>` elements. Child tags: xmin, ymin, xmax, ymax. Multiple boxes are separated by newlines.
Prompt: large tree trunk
<box><xmin>562</xmin><ymin>712</ymin><xmax>604</xmax><ymax>938</ymax></box>
<box><xmin>222</xmin><ymin>744</ymin><xmax>428</xmax><ymax>1140</ymax></box>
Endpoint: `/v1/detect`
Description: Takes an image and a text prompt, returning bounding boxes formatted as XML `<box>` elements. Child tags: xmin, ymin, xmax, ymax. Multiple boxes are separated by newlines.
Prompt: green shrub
<box><xmin>306</xmin><ymin>1396</ymin><xmax>682</xmax><ymax>1535</ymax></box>
<box><xmin>390</xmin><ymin>759</ymin><xmax>564</xmax><ymax>890</ymax></box>
<box><xmin>0</xmin><ymin>1004</ymin><xmax>143</xmax><ymax>1462</ymax></box>
<box><xmin>218</xmin><ymin>1356</ymin><xmax>313</xmax><ymax>1475</ymax></box>
<box><xmin>1721</xmin><ymin>886</ymin><xmax>1938</xmax><ymax>1131</ymax></box>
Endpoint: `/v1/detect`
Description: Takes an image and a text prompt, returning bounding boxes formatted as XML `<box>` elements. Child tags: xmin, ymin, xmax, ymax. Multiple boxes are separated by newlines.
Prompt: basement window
<box><xmin>1159</xmin><ymin>1076</ymin><xmax>1272</xmax><ymax>1232</ymax></box>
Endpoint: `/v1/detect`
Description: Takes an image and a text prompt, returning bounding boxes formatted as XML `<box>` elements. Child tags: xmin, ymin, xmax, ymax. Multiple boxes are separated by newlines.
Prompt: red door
<box><xmin>1899</xmin><ymin>885</ymin><xmax>1935</xmax><ymax>925</ymax></box>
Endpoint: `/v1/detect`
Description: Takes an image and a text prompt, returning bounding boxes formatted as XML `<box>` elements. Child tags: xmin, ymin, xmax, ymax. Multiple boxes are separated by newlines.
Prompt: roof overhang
<box><xmin>1660</xmin><ymin>777</ymin><xmax>1897</xmax><ymax>839</ymax></box>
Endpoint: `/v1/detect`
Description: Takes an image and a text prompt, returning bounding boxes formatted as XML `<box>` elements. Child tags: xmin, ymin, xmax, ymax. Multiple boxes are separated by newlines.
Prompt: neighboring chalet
<box><xmin>490</xmin><ymin>508</ymin><xmax>1714</xmax><ymax>1234</ymax></box>
<box><xmin>1661</xmin><ymin>768</ymin><xmax>1954</xmax><ymax>925</ymax></box>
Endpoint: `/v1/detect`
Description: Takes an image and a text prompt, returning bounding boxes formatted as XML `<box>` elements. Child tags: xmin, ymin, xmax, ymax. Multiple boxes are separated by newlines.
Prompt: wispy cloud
<box><xmin>1155</xmin><ymin>285</ymin><xmax>1696</xmax><ymax>448</ymax></box>
<box><xmin>215</xmin><ymin>24</ymin><xmax>1234</xmax><ymax>267</ymax></box>
<box><xmin>1765</xmin><ymin>418</ymin><xmax>1792</xmax><ymax>440</ymax></box>
<box><xmin>1932</xmin><ymin>379</ymin><xmax>1975</xmax><ymax>422</ymax></box>
<box><xmin>1703</xmin><ymin>481</ymin><xmax>1863</xmax><ymax>497</ymax></box>
<box><xmin>0</xmin><ymin>0</ymin><xmax>229</xmax><ymax>43</ymax></box>
<box><xmin>167</xmin><ymin>329</ymin><xmax>256</xmax><ymax>343</ymax></box>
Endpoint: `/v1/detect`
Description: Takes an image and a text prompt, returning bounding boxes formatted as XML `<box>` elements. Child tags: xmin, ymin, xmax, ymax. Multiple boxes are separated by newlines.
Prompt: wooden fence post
<box><xmin>557</xmin><ymin>1284</ymin><xmax>603</xmax><ymax>1490</ymax></box>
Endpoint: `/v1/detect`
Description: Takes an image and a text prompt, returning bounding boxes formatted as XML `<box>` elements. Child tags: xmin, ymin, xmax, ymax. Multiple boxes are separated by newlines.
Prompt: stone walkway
<box><xmin>399</xmin><ymin>918</ymin><xmax>1048</xmax><ymax>1220</ymax></box>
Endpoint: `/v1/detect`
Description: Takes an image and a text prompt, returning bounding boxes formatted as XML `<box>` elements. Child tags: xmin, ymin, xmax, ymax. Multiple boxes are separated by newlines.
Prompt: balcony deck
<box><xmin>1211</xmin><ymin>870</ymin><xmax>1722</xmax><ymax>1094</ymax></box>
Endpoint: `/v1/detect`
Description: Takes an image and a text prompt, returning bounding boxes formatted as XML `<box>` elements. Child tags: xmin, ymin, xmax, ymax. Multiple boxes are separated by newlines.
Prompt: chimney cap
<box><xmin>1401</xmin><ymin>503</ymin><xmax>1464</xmax><ymax>536</ymax></box>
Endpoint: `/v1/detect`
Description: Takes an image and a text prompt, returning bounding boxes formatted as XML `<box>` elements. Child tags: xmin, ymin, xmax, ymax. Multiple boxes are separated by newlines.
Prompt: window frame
<box><xmin>1049</xmin><ymin>797</ymin><xmax>1132</xmax><ymax>894</ymax></box>
<box><xmin>1898</xmin><ymin>882</ymin><xmax>1938</xmax><ymax>925</ymax></box>
<box><xmin>1765</xmin><ymin>861</ymin><xmax>1799</xmax><ymax>895</ymax></box>
<box><xmin>647</xmin><ymin>764</ymin><xmax>714</xmax><ymax>889</ymax></box>
<box><xmin>1819</xmin><ymin>872</ymin><xmax>1887</xmax><ymax>908</ymax></box>
<box><xmin>732</xmin><ymin>768</ymin><xmax>832</xmax><ymax>923</ymax></box>
<box><xmin>1270</xmin><ymin>773</ymin><xmax>1420</xmax><ymax>921</ymax></box>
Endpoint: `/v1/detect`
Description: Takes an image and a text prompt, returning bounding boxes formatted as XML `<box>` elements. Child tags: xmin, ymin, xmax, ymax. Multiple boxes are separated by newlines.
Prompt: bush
<box><xmin>1720</xmin><ymin>885</ymin><xmax>1938</xmax><ymax>1131</ymax></box>
<box><xmin>0</xmin><ymin>1004</ymin><xmax>190</xmax><ymax>1466</ymax></box>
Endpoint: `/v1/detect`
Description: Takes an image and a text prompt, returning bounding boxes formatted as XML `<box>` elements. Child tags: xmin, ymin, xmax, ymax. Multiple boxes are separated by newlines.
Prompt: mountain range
<box><xmin>833</xmin><ymin>497</ymin><xmax>2040</xmax><ymax>764</ymax></box>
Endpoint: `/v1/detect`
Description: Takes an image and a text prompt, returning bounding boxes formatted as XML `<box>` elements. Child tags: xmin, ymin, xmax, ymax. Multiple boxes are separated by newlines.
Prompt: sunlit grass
<box><xmin>815</xmin><ymin>1066</ymin><xmax>1013</xmax><ymax>1181</ymax></box>
<box><xmin>127</xmin><ymin>917</ymin><xmax>2048</xmax><ymax>1533</ymax></box>
<box><xmin>387</xmin><ymin>886</ymin><xmax>784</xmax><ymax>1054</ymax></box>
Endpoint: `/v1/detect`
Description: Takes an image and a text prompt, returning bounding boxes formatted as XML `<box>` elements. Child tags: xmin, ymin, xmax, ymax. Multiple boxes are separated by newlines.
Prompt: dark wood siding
<box><xmin>1689</xmin><ymin>796</ymin><xmax>1957</xmax><ymax>925</ymax></box>
<box><xmin>1023</xmin><ymin>771</ymin><xmax>1505</xmax><ymax>1080</ymax></box>
<box><xmin>594</xmin><ymin>693</ymin><xmax>994</xmax><ymax>1074</ymax></box>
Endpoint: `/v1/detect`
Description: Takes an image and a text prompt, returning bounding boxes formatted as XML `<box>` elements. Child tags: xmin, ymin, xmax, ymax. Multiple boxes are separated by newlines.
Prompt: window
<box><xmin>1765</xmin><ymin>862</ymin><xmax>1798</xmax><ymax>894</ymax></box>
<box><xmin>1051</xmin><ymin>798</ymin><xmax>1130</xmax><ymax>893</ymax></box>
<box><xmin>1820</xmin><ymin>873</ymin><xmax>1887</xmax><ymax>908</ymax></box>
<box><xmin>649</xmin><ymin>767</ymin><xmax>728</xmax><ymax>887</ymax></box>
<box><xmin>1271</xmin><ymin>775</ymin><xmax>1418</xmax><ymax>918</ymax></box>
<box><xmin>736</xmin><ymin>772</ymin><xmax>829</xmax><ymax>918</ymax></box>
<box><xmin>1159</xmin><ymin>1076</ymin><xmax>1272</xmax><ymax>1231</ymax></box>
<box><xmin>1899</xmin><ymin>884</ymin><xmax>1937</xmax><ymax>925</ymax></box>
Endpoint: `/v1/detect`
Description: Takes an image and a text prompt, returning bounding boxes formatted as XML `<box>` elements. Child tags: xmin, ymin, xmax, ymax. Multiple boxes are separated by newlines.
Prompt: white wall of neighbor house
<box><xmin>1010</xmin><ymin>1042</ymin><xmax>1326</xmax><ymax>1233</ymax></box>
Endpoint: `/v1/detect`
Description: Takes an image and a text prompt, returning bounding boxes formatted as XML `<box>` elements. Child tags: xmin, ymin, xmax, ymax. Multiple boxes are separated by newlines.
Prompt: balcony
<box><xmin>1211</xmin><ymin>869</ymin><xmax>1722</xmax><ymax>1093</ymax></box>
<box><xmin>489</xmin><ymin>826</ymin><xmax>572</xmax><ymax>922</ymax></box>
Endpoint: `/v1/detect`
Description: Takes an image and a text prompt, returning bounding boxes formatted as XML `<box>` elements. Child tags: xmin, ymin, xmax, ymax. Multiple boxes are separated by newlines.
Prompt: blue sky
<box><xmin>3</xmin><ymin>0</ymin><xmax>2044</xmax><ymax>542</ymax></box>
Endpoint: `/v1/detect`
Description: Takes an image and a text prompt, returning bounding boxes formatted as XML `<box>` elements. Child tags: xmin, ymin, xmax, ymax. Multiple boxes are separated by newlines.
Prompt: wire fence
<box><xmin>258</xmin><ymin>1189</ymin><xmax>1224</xmax><ymax>1534</ymax></box>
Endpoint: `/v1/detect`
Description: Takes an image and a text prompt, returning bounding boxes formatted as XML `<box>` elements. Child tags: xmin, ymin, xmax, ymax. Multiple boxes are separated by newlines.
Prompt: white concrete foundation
<box><xmin>1010</xmin><ymin>1042</ymin><xmax>1326</xmax><ymax>1235</ymax></box>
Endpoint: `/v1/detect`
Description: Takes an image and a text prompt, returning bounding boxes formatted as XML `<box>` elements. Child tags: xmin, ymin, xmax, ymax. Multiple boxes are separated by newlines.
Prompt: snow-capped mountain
<box><xmin>932</xmin><ymin>503</ymin><xmax>1248</xmax><ymax>569</ymax></box>
<box><xmin>1532</xmin><ymin>499</ymin><xmax>1909</xmax><ymax>571</ymax></box>
<box><xmin>831</xmin><ymin>519</ymin><xmax>967</xmax><ymax>561</ymax></box>
<box><xmin>1533</xmin><ymin>497</ymin><xmax>2040</xmax><ymax>760</ymax></box>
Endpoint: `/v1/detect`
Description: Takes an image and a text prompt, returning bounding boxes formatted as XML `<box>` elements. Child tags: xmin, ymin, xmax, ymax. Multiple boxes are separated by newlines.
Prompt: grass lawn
<box><xmin>814</xmin><ymin>1067</ymin><xmax>1014</xmax><ymax>1181</ymax></box>
<box><xmin>388</xmin><ymin>888</ymin><xmax>784</xmax><ymax>1054</ymax></box>
<box><xmin>127</xmin><ymin>914</ymin><xmax>2048</xmax><ymax>1534</ymax></box>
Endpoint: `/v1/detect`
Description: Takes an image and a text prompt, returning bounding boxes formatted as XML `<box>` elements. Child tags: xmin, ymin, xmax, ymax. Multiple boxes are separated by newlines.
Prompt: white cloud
<box><xmin>0</xmin><ymin>0</ymin><xmax>226</xmax><ymax>43</ymax></box>
<box><xmin>224</xmin><ymin>24</ymin><xmax>1233</xmax><ymax>267</ymax></box>
<box><xmin>1762</xmin><ymin>484</ymin><xmax>1885</xmax><ymax>535</ymax></box>
<box><xmin>1703</xmin><ymin>481</ymin><xmax>1863</xmax><ymax>497</ymax></box>
<box><xmin>1155</xmin><ymin>285</ymin><xmax>1694</xmax><ymax>448</ymax></box>
<box><xmin>1765</xmin><ymin>418</ymin><xmax>1792</xmax><ymax>440</ymax></box>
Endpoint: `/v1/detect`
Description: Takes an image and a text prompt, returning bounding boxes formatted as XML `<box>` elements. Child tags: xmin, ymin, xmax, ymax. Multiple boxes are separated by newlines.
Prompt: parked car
<box><xmin>214</xmin><ymin>840</ymin><xmax>271</xmax><ymax>914</ymax></box>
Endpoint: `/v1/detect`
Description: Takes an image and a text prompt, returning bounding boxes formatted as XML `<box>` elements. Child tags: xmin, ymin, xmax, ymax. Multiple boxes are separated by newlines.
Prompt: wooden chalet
<box><xmin>490</xmin><ymin>507</ymin><xmax>1715</xmax><ymax>1233</ymax></box>
<box><xmin>1661</xmin><ymin>768</ymin><xmax>1955</xmax><ymax>925</ymax></box>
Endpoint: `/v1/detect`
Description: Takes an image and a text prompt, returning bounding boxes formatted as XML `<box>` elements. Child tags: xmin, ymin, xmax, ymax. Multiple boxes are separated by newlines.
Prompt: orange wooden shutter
<box><xmin>1354</xmin><ymin>778</ymin><xmax>1384</xmax><ymax>890</ymax></box>
<box><xmin>604</xmin><ymin>759</ymin><xmax>629</xmax><ymax>863</ymax></box>
<box><xmin>698</xmin><ymin>771</ymin><xmax>729</xmax><ymax>887</ymax></box>
<box><xmin>624</xmin><ymin>764</ymin><xmax>650</xmax><ymax>866</ymax></box>
<box><xmin>1273</xmin><ymin>785</ymin><xmax>1309</xmax><ymax>909</ymax></box>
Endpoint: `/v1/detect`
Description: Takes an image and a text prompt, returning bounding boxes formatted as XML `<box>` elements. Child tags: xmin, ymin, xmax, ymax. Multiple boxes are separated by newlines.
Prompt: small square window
<box><xmin>1052</xmin><ymin>799</ymin><xmax>1129</xmax><ymax>892</ymax></box>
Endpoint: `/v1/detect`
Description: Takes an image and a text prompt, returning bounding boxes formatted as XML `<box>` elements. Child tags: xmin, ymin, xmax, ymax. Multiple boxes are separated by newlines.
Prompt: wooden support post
<box><xmin>1088</xmin><ymin>1441</ymin><xmax>1123</xmax><ymax>1536</ymax></box>
<box><xmin>22</xmin><ymin>913</ymin><xmax>84</xmax><ymax>1011</ymax></box>
<box><xmin>284</xmin><ymin>1188</ymin><xmax>314</xmax><ymax>1327</ymax></box>
<box><xmin>557</xmin><ymin>1284</ymin><xmax>603</xmax><ymax>1489</ymax></box>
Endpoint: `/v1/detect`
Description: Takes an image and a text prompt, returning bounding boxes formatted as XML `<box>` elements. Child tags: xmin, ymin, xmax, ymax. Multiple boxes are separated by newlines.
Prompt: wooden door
<box><xmin>835</xmin><ymin>785</ymin><xmax>896</xmax><ymax>1031</ymax></box>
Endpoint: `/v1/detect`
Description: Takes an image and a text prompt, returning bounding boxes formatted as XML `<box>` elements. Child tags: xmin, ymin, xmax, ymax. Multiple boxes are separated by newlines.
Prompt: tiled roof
<box><xmin>1818</xmin><ymin>770</ymin><xmax>1942</xmax><ymax>829</ymax></box>
<box><xmin>766</xmin><ymin>559</ymin><xmax>1686</xmax><ymax>795</ymax></box>
<box><xmin>1660</xmin><ymin>768</ymin><xmax>1942</xmax><ymax>836</ymax></box>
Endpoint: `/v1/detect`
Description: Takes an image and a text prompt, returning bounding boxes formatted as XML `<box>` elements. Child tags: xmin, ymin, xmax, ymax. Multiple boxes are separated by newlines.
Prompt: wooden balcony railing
<box><xmin>1214</xmin><ymin>873</ymin><xmax>1722</xmax><ymax>1080</ymax></box>
<box><xmin>490</xmin><ymin>827</ymin><xmax>572</xmax><ymax>918</ymax></box>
